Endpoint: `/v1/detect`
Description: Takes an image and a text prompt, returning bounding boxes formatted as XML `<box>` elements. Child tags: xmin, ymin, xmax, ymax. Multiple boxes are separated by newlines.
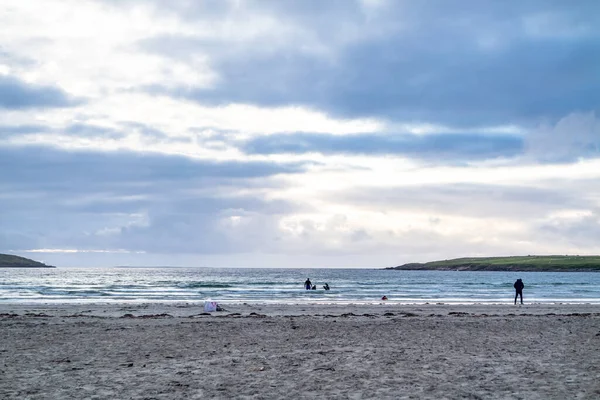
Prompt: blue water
<box><xmin>1</xmin><ymin>267</ymin><xmax>600</xmax><ymax>304</ymax></box>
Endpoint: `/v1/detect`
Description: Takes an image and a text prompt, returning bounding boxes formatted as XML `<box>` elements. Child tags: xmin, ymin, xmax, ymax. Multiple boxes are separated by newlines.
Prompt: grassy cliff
<box><xmin>0</xmin><ymin>254</ymin><xmax>55</xmax><ymax>268</ymax></box>
<box><xmin>387</xmin><ymin>256</ymin><xmax>600</xmax><ymax>272</ymax></box>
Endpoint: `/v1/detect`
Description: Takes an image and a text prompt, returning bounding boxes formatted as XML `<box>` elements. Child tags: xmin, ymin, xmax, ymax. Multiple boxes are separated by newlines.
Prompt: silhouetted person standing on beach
<box><xmin>514</xmin><ymin>278</ymin><xmax>524</xmax><ymax>305</ymax></box>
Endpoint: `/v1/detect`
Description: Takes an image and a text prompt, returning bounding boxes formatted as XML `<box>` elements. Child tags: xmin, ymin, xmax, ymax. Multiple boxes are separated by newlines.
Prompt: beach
<box><xmin>1</xmin><ymin>303</ymin><xmax>599</xmax><ymax>399</ymax></box>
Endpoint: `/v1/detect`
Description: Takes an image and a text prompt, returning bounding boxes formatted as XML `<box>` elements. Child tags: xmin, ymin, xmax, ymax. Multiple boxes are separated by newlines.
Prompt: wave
<box><xmin>177</xmin><ymin>281</ymin><xmax>289</xmax><ymax>288</ymax></box>
<box><xmin>547</xmin><ymin>282</ymin><xmax>596</xmax><ymax>286</ymax></box>
<box><xmin>4</xmin><ymin>268</ymin><xmax>600</xmax><ymax>304</ymax></box>
<box><xmin>176</xmin><ymin>282</ymin><xmax>233</xmax><ymax>289</ymax></box>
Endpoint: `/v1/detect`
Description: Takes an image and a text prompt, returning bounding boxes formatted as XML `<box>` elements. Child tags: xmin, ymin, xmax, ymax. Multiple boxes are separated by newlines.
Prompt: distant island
<box><xmin>0</xmin><ymin>253</ymin><xmax>56</xmax><ymax>268</ymax></box>
<box><xmin>386</xmin><ymin>256</ymin><xmax>600</xmax><ymax>272</ymax></box>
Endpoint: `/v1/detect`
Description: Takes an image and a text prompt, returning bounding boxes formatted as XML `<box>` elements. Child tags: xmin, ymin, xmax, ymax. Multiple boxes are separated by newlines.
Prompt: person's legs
<box><xmin>516</xmin><ymin>291</ymin><xmax>523</xmax><ymax>304</ymax></box>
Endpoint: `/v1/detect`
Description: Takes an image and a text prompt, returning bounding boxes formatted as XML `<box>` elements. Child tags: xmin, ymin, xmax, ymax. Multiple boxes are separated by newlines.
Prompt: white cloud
<box><xmin>22</xmin><ymin>248</ymin><xmax>144</xmax><ymax>254</ymax></box>
<box><xmin>0</xmin><ymin>0</ymin><xmax>215</xmax><ymax>96</ymax></box>
<box><xmin>2</xmin><ymin>92</ymin><xmax>384</xmax><ymax>161</ymax></box>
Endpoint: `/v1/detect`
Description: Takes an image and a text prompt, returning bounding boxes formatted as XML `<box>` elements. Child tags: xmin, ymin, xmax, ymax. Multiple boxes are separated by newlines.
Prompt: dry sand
<box><xmin>1</xmin><ymin>302</ymin><xmax>600</xmax><ymax>399</ymax></box>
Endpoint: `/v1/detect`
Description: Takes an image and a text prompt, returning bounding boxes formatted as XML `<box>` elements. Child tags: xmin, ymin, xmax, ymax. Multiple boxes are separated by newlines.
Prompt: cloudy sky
<box><xmin>1</xmin><ymin>0</ymin><xmax>600</xmax><ymax>268</ymax></box>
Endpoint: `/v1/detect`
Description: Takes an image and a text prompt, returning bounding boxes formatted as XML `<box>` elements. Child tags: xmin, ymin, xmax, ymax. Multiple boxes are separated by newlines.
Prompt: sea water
<box><xmin>1</xmin><ymin>267</ymin><xmax>600</xmax><ymax>304</ymax></box>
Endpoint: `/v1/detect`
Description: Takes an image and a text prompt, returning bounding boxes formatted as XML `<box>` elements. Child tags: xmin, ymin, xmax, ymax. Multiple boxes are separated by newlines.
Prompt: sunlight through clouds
<box><xmin>1</xmin><ymin>0</ymin><xmax>600</xmax><ymax>267</ymax></box>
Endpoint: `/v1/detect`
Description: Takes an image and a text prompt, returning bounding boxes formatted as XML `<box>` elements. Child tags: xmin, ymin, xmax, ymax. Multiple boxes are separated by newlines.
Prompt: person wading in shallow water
<box><xmin>304</xmin><ymin>278</ymin><xmax>312</xmax><ymax>290</ymax></box>
<box><xmin>514</xmin><ymin>278</ymin><xmax>524</xmax><ymax>305</ymax></box>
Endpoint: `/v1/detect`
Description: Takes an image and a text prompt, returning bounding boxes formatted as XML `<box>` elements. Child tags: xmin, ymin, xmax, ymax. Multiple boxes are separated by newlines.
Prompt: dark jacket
<box><xmin>514</xmin><ymin>279</ymin><xmax>524</xmax><ymax>291</ymax></box>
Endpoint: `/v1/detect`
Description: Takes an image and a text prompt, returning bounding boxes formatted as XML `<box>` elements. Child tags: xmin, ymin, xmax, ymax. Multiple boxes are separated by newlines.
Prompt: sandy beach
<box><xmin>1</xmin><ymin>302</ymin><xmax>599</xmax><ymax>399</ymax></box>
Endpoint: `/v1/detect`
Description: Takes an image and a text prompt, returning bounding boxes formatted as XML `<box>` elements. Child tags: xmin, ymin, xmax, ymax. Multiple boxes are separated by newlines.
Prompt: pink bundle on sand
<box><xmin>203</xmin><ymin>300</ymin><xmax>218</xmax><ymax>312</ymax></box>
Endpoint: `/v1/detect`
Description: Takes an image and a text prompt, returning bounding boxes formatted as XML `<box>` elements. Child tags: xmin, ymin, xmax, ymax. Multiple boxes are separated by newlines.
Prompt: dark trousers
<box><xmin>515</xmin><ymin>290</ymin><xmax>523</xmax><ymax>304</ymax></box>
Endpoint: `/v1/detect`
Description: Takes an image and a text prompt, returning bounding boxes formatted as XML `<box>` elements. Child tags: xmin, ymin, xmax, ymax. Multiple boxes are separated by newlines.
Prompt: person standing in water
<box><xmin>304</xmin><ymin>278</ymin><xmax>312</xmax><ymax>290</ymax></box>
<box><xmin>514</xmin><ymin>278</ymin><xmax>524</xmax><ymax>305</ymax></box>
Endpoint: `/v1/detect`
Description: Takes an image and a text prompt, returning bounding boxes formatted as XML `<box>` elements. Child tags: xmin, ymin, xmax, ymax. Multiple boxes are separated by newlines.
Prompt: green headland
<box><xmin>387</xmin><ymin>255</ymin><xmax>600</xmax><ymax>272</ymax></box>
<box><xmin>0</xmin><ymin>253</ymin><xmax>56</xmax><ymax>268</ymax></box>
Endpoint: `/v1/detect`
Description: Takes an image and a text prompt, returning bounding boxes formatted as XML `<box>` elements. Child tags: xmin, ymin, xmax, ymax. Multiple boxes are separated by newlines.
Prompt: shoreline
<box><xmin>2</xmin><ymin>301</ymin><xmax>600</xmax><ymax>318</ymax></box>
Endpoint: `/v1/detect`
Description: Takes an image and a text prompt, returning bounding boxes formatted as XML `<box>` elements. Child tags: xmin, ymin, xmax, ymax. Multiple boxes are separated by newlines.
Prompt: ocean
<box><xmin>1</xmin><ymin>267</ymin><xmax>600</xmax><ymax>305</ymax></box>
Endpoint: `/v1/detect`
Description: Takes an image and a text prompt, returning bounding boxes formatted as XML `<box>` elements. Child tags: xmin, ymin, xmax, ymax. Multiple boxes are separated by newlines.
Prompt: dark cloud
<box><xmin>0</xmin><ymin>76</ymin><xmax>79</xmax><ymax>109</ymax></box>
<box><xmin>0</xmin><ymin>122</ymin><xmax>190</xmax><ymax>144</ymax></box>
<box><xmin>242</xmin><ymin>132</ymin><xmax>523</xmax><ymax>162</ymax></box>
<box><xmin>0</xmin><ymin>124</ymin><xmax>49</xmax><ymax>136</ymax></box>
<box><xmin>153</xmin><ymin>38</ymin><xmax>600</xmax><ymax>127</ymax></box>
<box><xmin>139</xmin><ymin>0</ymin><xmax>600</xmax><ymax>127</ymax></box>
<box><xmin>0</xmin><ymin>145</ymin><xmax>306</xmax><ymax>192</ymax></box>
<box><xmin>0</xmin><ymin>192</ymin><xmax>297</xmax><ymax>254</ymax></box>
<box><xmin>97</xmin><ymin>211</ymin><xmax>282</xmax><ymax>254</ymax></box>
<box><xmin>0</xmin><ymin>145</ymin><xmax>307</xmax><ymax>253</ymax></box>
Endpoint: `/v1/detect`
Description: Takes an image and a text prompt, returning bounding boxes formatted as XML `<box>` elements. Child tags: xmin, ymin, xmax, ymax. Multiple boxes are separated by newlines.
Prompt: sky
<box><xmin>1</xmin><ymin>0</ymin><xmax>600</xmax><ymax>268</ymax></box>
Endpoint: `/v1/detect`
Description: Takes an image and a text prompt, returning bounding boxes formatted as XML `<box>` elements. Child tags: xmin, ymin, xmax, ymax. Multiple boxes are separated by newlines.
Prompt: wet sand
<box><xmin>1</xmin><ymin>303</ymin><xmax>599</xmax><ymax>399</ymax></box>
